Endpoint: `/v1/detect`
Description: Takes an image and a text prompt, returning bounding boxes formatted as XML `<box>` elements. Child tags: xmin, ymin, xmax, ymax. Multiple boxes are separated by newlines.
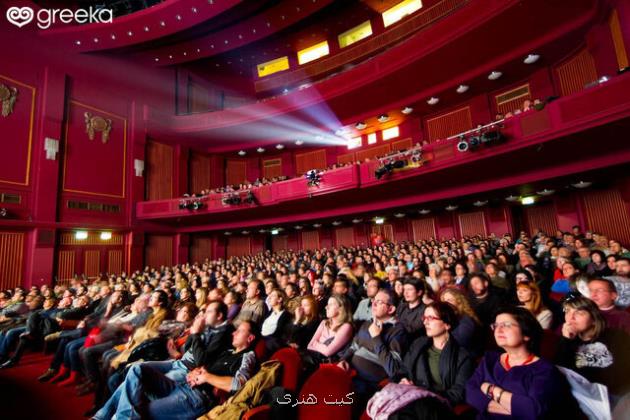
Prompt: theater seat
<box><xmin>242</xmin><ymin>347</ymin><xmax>303</xmax><ymax>420</ymax></box>
<box><xmin>539</xmin><ymin>329</ymin><xmax>560</xmax><ymax>361</ymax></box>
<box><xmin>254</xmin><ymin>339</ymin><xmax>268</xmax><ymax>362</ymax></box>
<box><xmin>297</xmin><ymin>364</ymin><xmax>353</xmax><ymax>420</ymax></box>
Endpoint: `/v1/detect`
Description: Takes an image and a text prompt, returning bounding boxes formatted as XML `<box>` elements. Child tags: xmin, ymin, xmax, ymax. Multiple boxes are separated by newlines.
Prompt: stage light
<box><xmin>521</xmin><ymin>196</ymin><xmax>536</xmax><ymax>205</ymax></box>
<box><xmin>100</xmin><ymin>232</ymin><xmax>112</xmax><ymax>240</ymax></box>
<box><xmin>456</xmin><ymin>137</ymin><xmax>469</xmax><ymax>152</ymax></box>
<box><xmin>75</xmin><ymin>231</ymin><xmax>88</xmax><ymax>240</ymax></box>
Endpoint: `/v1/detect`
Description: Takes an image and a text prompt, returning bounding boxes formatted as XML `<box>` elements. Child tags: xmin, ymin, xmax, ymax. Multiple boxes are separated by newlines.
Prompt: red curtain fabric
<box><xmin>335</xmin><ymin>227</ymin><xmax>355</xmax><ymax>247</ymax></box>
<box><xmin>459</xmin><ymin>211</ymin><xmax>487</xmax><ymax>237</ymax></box>
<box><xmin>524</xmin><ymin>204</ymin><xmax>558</xmax><ymax>237</ymax></box>
<box><xmin>226</xmin><ymin>159</ymin><xmax>248</xmax><ymax>186</ymax></box>
<box><xmin>583</xmin><ymin>189</ymin><xmax>630</xmax><ymax>246</ymax></box>
<box><xmin>227</xmin><ymin>237</ymin><xmax>251</xmax><ymax>257</ymax></box>
<box><xmin>272</xmin><ymin>235</ymin><xmax>288</xmax><ymax>252</ymax></box>
<box><xmin>145</xmin><ymin>235</ymin><xmax>173</xmax><ymax>268</ymax></box>
<box><xmin>412</xmin><ymin>218</ymin><xmax>436</xmax><ymax>241</ymax></box>
<box><xmin>301</xmin><ymin>231</ymin><xmax>320</xmax><ymax>250</ymax></box>
<box><xmin>190</xmin><ymin>235</ymin><xmax>213</xmax><ymax>263</ymax></box>
<box><xmin>356</xmin><ymin>145</ymin><xmax>390</xmax><ymax>162</ymax></box>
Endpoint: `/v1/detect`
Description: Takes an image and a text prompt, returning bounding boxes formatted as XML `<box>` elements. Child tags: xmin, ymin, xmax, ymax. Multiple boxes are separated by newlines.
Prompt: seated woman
<box><xmin>552</xmin><ymin>262</ymin><xmax>588</xmax><ymax>296</ymax></box>
<box><xmin>286</xmin><ymin>295</ymin><xmax>320</xmax><ymax>350</ymax></box>
<box><xmin>261</xmin><ymin>288</ymin><xmax>291</xmax><ymax>353</ymax></box>
<box><xmin>306</xmin><ymin>294</ymin><xmax>353</xmax><ymax>366</ymax></box>
<box><xmin>586</xmin><ymin>250</ymin><xmax>612</xmax><ymax>277</ymax></box>
<box><xmin>390</xmin><ymin>302</ymin><xmax>475</xmax><ymax>420</ymax></box>
<box><xmin>466</xmin><ymin>306</ymin><xmax>575</xmax><ymax>419</ymax></box>
<box><xmin>439</xmin><ymin>287</ymin><xmax>482</xmax><ymax>356</ymax></box>
<box><xmin>555</xmin><ymin>295</ymin><xmax>630</xmax><ymax>406</ymax></box>
<box><xmin>516</xmin><ymin>281</ymin><xmax>553</xmax><ymax>329</ymax></box>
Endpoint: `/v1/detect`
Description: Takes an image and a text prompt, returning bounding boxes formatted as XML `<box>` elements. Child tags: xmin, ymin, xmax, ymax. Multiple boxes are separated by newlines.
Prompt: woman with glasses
<box><xmin>555</xmin><ymin>295</ymin><xmax>630</xmax><ymax>408</ymax></box>
<box><xmin>466</xmin><ymin>306</ymin><xmax>574</xmax><ymax>419</ymax></box>
<box><xmin>389</xmin><ymin>302</ymin><xmax>474</xmax><ymax>419</ymax></box>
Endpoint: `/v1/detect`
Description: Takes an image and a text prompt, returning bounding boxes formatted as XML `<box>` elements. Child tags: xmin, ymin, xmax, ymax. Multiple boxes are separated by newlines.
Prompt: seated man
<box><xmin>396</xmin><ymin>277</ymin><xmax>427</xmax><ymax>341</ymax></box>
<box><xmin>94</xmin><ymin>319</ymin><xmax>258</xmax><ymax>420</ymax></box>
<box><xmin>338</xmin><ymin>289</ymin><xmax>406</xmax><ymax>414</ymax></box>
<box><xmin>587</xmin><ymin>278</ymin><xmax>630</xmax><ymax>335</ymax></box>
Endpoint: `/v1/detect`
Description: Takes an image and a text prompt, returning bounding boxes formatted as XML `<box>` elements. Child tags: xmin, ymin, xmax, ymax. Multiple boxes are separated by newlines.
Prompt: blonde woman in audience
<box><xmin>195</xmin><ymin>287</ymin><xmax>208</xmax><ymax>312</ymax></box>
<box><xmin>306</xmin><ymin>294</ymin><xmax>353</xmax><ymax>365</ymax></box>
<box><xmin>516</xmin><ymin>281</ymin><xmax>553</xmax><ymax>329</ymax></box>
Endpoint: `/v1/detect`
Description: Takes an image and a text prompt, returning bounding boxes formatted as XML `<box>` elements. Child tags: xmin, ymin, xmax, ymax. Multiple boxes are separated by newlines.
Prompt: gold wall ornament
<box><xmin>0</xmin><ymin>83</ymin><xmax>18</xmax><ymax>117</ymax></box>
<box><xmin>84</xmin><ymin>112</ymin><xmax>113</xmax><ymax>144</ymax></box>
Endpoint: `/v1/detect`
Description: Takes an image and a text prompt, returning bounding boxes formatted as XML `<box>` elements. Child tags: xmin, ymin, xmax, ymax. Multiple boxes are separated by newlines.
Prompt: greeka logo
<box><xmin>6</xmin><ymin>6</ymin><xmax>113</xmax><ymax>30</ymax></box>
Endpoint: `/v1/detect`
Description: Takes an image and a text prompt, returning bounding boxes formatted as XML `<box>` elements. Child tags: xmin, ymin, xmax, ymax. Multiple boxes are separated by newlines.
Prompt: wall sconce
<box><xmin>44</xmin><ymin>137</ymin><xmax>59</xmax><ymax>160</ymax></box>
<box><xmin>134</xmin><ymin>159</ymin><xmax>144</xmax><ymax>177</ymax></box>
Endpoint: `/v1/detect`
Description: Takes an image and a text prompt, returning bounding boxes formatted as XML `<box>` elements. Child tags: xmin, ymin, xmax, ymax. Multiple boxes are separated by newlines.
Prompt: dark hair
<box><xmin>514</xmin><ymin>270</ymin><xmax>533</xmax><ymax>282</ymax></box>
<box><xmin>426</xmin><ymin>301</ymin><xmax>459</xmax><ymax>330</ymax></box>
<box><xmin>470</xmin><ymin>272</ymin><xmax>490</xmax><ymax>284</ymax></box>
<box><xmin>240</xmin><ymin>319</ymin><xmax>261</xmax><ymax>342</ymax></box>
<box><xmin>334</xmin><ymin>277</ymin><xmax>350</xmax><ymax>289</ymax></box>
<box><xmin>154</xmin><ymin>290</ymin><xmax>169</xmax><ymax>308</ymax></box>
<box><xmin>181</xmin><ymin>302</ymin><xmax>200</xmax><ymax>319</ymax></box>
<box><xmin>250</xmin><ymin>279</ymin><xmax>266</xmax><ymax>298</ymax></box>
<box><xmin>402</xmin><ymin>276</ymin><xmax>426</xmax><ymax>294</ymax></box>
<box><xmin>493</xmin><ymin>306</ymin><xmax>543</xmax><ymax>354</ymax></box>
<box><xmin>208</xmin><ymin>299</ymin><xmax>228</xmax><ymax>320</ymax></box>
<box><xmin>376</xmin><ymin>287</ymin><xmax>399</xmax><ymax>308</ymax></box>
<box><xmin>590</xmin><ymin>250</ymin><xmax>606</xmax><ymax>261</ymax></box>
<box><xmin>617</xmin><ymin>257</ymin><xmax>630</xmax><ymax>265</ymax></box>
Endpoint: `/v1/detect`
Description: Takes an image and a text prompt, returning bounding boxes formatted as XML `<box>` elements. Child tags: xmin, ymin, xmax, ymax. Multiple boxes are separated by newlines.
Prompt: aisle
<box><xmin>0</xmin><ymin>353</ymin><xmax>93</xmax><ymax>420</ymax></box>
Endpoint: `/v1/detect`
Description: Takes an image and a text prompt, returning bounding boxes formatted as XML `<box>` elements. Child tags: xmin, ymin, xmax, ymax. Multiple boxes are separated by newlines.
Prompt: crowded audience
<box><xmin>1</xmin><ymin>227</ymin><xmax>630</xmax><ymax>419</ymax></box>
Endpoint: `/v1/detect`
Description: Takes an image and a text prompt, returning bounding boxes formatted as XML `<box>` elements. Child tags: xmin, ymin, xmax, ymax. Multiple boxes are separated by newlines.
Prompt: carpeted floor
<box><xmin>0</xmin><ymin>353</ymin><xmax>93</xmax><ymax>420</ymax></box>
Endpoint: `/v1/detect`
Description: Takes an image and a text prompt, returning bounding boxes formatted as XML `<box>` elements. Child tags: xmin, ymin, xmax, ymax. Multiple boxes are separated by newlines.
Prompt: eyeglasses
<box><xmin>422</xmin><ymin>315</ymin><xmax>442</xmax><ymax>322</ymax></box>
<box><xmin>490</xmin><ymin>321</ymin><xmax>517</xmax><ymax>330</ymax></box>
<box><xmin>373</xmin><ymin>300</ymin><xmax>391</xmax><ymax>307</ymax></box>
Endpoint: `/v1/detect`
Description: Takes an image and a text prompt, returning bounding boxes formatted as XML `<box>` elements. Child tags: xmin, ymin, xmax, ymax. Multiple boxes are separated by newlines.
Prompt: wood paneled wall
<box><xmin>459</xmin><ymin>211</ymin><xmax>487</xmax><ymax>237</ymax></box>
<box><xmin>226</xmin><ymin>159</ymin><xmax>247</xmax><ymax>186</ymax></box>
<box><xmin>426</xmin><ymin>106</ymin><xmax>472</xmax><ymax>142</ymax></box>
<box><xmin>146</xmin><ymin>141</ymin><xmax>173</xmax><ymax>200</ymax></box>
<box><xmin>295</xmin><ymin>150</ymin><xmax>327</xmax><ymax>175</ymax></box>
<box><xmin>190</xmin><ymin>152</ymin><xmax>211</xmax><ymax>194</ymax></box>
<box><xmin>227</xmin><ymin>237</ymin><xmax>251</xmax><ymax>257</ymax></box>
<box><xmin>190</xmin><ymin>235</ymin><xmax>213</xmax><ymax>263</ymax></box>
<box><xmin>145</xmin><ymin>235</ymin><xmax>173</xmax><ymax>268</ymax></box>
<box><xmin>556</xmin><ymin>48</ymin><xmax>598</xmax><ymax>96</ymax></box>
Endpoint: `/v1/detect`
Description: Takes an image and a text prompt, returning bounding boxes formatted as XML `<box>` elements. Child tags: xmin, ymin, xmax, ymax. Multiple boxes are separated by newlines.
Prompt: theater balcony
<box><xmin>136</xmin><ymin>72</ymin><xmax>630</xmax><ymax>232</ymax></box>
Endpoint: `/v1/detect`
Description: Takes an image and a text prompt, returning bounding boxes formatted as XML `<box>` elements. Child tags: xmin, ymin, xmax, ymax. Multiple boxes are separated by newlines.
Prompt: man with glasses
<box><xmin>337</xmin><ymin>288</ymin><xmax>407</xmax><ymax>416</ymax></box>
<box><xmin>605</xmin><ymin>257</ymin><xmax>630</xmax><ymax>308</ymax></box>
<box><xmin>587</xmin><ymin>278</ymin><xmax>630</xmax><ymax>334</ymax></box>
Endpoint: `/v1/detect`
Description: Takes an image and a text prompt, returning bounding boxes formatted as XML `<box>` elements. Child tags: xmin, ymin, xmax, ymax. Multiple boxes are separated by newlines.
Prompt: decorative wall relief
<box><xmin>0</xmin><ymin>83</ymin><xmax>18</xmax><ymax>117</ymax></box>
<box><xmin>84</xmin><ymin>112</ymin><xmax>112</xmax><ymax>143</ymax></box>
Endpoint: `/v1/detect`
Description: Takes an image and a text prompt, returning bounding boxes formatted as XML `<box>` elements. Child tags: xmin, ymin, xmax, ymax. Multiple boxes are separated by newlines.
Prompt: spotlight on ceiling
<box><xmin>521</xmin><ymin>196</ymin><xmax>536</xmax><ymax>205</ymax></box>
<box><xmin>256</xmin><ymin>147</ymin><xmax>265</xmax><ymax>153</ymax></box>
<box><xmin>355</xmin><ymin>122</ymin><xmax>367</xmax><ymax>130</ymax></box>
<box><xmin>571</xmin><ymin>181</ymin><xmax>592</xmax><ymax>189</ymax></box>
<box><xmin>456</xmin><ymin>84</ymin><xmax>469</xmax><ymax>94</ymax></box>
<box><xmin>427</xmin><ymin>97</ymin><xmax>439</xmax><ymax>105</ymax></box>
<box><xmin>377</xmin><ymin>114</ymin><xmax>390</xmax><ymax>123</ymax></box>
<box><xmin>445</xmin><ymin>205</ymin><xmax>458</xmax><ymax>211</ymax></box>
<box><xmin>523</xmin><ymin>54</ymin><xmax>540</xmax><ymax>64</ymax></box>
<box><xmin>276</xmin><ymin>144</ymin><xmax>285</xmax><ymax>150</ymax></box>
<box><xmin>505</xmin><ymin>195</ymin><xmax>520</xmax><ymax>202</ymax></box>
<box><xmin>295</xmin><ymin>140</ymin><xmax>304</xmax><ymax>146</ymax></box>
<box><xmin>536</xmin><ymin>189</ymin><xmax>555</xmax><ymax>196</ymax></box>
<box><xmin>401</xmin><ymin>106</ymin><xmax>413</xmax><ymax>115</ymax></box>
<box><xmin>374</xmin><ymin>217</ymin><xmax>385</xmax><ymax>225</ymax></box>
<box><xmin>238</xmin><ymin>150</ymin><xmax>246</xmax><ymax>156</ymax></box>
<box><xmin>419</xmin><ymin>209</ymin><xmax>431</xmax><ymax>215</ymax></box>
<box><xmin>473</xmin><ymin>200</ymin><xmax>488</xmax><ymax>207</ymax></box>
<box><xmin>488</xmin><ymin>71</ymin><xmax>503</xmax><ymax>80</ymax></box>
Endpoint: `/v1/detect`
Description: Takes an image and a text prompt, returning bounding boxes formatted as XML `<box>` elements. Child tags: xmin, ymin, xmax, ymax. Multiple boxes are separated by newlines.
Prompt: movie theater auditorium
<box><xmin>1</xmin><ymin>0</ymin><xmax>630</xmax><ymax>419</ymax></box>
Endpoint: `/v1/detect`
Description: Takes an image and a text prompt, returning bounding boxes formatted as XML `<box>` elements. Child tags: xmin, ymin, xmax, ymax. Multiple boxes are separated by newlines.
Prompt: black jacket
<box><xmin>395</xmin><ymin>335</ymin><xmax>474</xmax><ymax>406</ymax></box>
<box><xmin>188</xmin><ymin>321</ymin><xmax>234</xmax><ymax>369</ymax></box>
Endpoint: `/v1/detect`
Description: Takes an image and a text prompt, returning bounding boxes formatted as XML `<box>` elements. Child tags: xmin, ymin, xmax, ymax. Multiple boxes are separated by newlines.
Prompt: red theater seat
<box><xmin>297</xmin><ymin>364</ymin><xmax>353</xmax><ymax>420</ymax></box>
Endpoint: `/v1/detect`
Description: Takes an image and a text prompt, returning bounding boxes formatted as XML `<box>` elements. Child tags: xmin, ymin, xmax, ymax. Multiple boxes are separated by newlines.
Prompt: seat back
<box><xmin>254</xmin><ymin>338</ymin><xmax>268</xmax><ymax>362</ymax></box>
<box><xmin>269</xmin><ymin>347</ymin><xmax>302</xmax><ymax>393</ymax></box>
<box><xmin>297</xmin><ymin>364</ymin><xmax>353</xmax><ymax>420</ymax></box>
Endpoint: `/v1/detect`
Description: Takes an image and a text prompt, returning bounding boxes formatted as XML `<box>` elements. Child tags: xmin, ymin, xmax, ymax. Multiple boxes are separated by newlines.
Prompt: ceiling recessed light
<box><xmin>259</xmin><ymin>229</ymin><xmax>267</xmax><ymax>233</ymax></box>
<box><xmin>295</xmin><ymin>140</ymin><xmax>304</xmax><ymax>145</ymax></box>
<box><xmin>427</xmin><ymin>97</ymin><xmax>439</xmax><ymax>105</ymax></box>
<box><xmin>294</xmin><ymin>225</ymin><xmax>303</xmax><ymax>230</ymax></box>
<box><xmin>196</xmin><ymin>48</ymin><xmax>200</xmax><ymax>53</ymax></box>
<box><xmin>111</xmin><ymin>34</ymin><xmax>116</xmax><ymax>39</ymax></box>
<box><xmin>488</xmin><ymin>71</ymin><xmax>503</xmax><ymax>80</ymax></box>
<box><xmin>144</xmin><ymin>26</ymin><xmax>149</xmax><ymax>32</ymax></box>
<box><xmin>401</xmin><ymin>106</ymin><xmax>413</xmax><ymax>114</ymax></box>
<box><xmin>394</xmin><ymin>212</ymin><xmax>406</xmax><ymax>218</ymax></box>
<box><xmin>456</xmin><ymin>84</ymin><xmax>469</xmax><ymax>94</ymax></box>
<box><xmin>238</xmin><ymin>150</ymin><xmax>246</xmax><ymax>156</ymax></box>
<box><xmin>168</xmin><ymin>55</ymin><xmax>173</xmax><ymax>59</ymax></box>
<box><xmin>332</xmin><ymin>221</ymin><xmax>342</xmax><ymax>226</ymax></box>
<box><xmin>224</xmin><ymin>231</ymin><xmax>232</xmax><ymax>235</ymax></box>
<box><xmin>505</xmin><ymin>195</ymin><xmax>519</xmax><ymax>202</ymax></box>
<box><xmin>241</xmin><ymin>230</ymin><xmax>250</xmax><ymax>235</ymax></box>
<box><xmin>176</xmin><ymin>15</ymin><xmax>182</xmax><ymax>21</ymax></box>
<box><xmin>191</xmin><ymin>7</ymin><xmax>198</xmax><ymax>13</ymax></box>
<box><xmin>75</xmin><ymin>40</ymin><xmax>81</xmax><ymax>45</ymax></box>
<box><xmin>377</xmin><ymin>114</ymin><xmax>389</xmax><ymax>123</ymax></box>
<box><xmin>419</xmin><ymin>209</ymin><xmax>431</xmax><ymax>215</ymax></box>
<box><xmin>154</xmin><ymin>58</ymin><xmax>159</xmax><ymax>62</ymax></box>
<box><xmin>523</xmin><ymin>54</ymin><xmax>540</xmax><ymax>64</ymax></box>
<box><xmin>445</xmin><ymin>205</ymin><xmax>458</xmax><ymax>211</ymax></box>
<box><xmin>275</xmin><ymin>144</ymin><xmax>285</xmax><ymax>150</ymax></box>
<box><xmin>473</xmin><ymin>200</ymin><xmax>488</xmax><ymax>207</ymax></box>
<box><xmin>352</xmin><ymin>218</ymin><xmax>362</xmax><ymax>224</ymax></box>
<box><xmin>160</xmin><ymin>21</ymin><xmax>165</xmax><ymax>27</ymax></box>
<box><xmin>313</xmin><ymin>223</ymin><xmax>322</xmax><ymax>228</ymax></box>
<box><xmin>256</xmin><ymin>147</ymin><xmax>265</xmax><ymax>153</ymax></box>
<box><xmin>355</xmin><ymin>122</ymin><xmax>367</xmax><ymax>130</ymax></box>
<box><xmin>93</xmin><ymin>37</ymin><xmax>99</xmax><ymax>43</ymax></box>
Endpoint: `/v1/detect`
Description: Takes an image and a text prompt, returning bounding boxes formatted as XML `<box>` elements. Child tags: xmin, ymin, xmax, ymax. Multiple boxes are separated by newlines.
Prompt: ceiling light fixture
<box><xmin>394</xmin><ymin>212</ymin><xmax>406</xmax><ymax>218</ymax></box>
<box><xmin>572</xmin><ymin>181</ymin><xmax>592</xmax><ymax>189</ymax></box>
<box><xmin>313</xmin><ymin>223</ymin><xmax>322</xmax><ymax>228</ymax></box>
<box><xmin>401</xmin><ymin>106</ymin><xmax>413</xmax><ymax>115</ymax></box>
<box><xmin>332</xmin><ymin>221</ymin><xmax>342</xmax><ymax>226</ymax></box>
<box><xmin>488</xmin><ymin>71</ymin><xmax>503</xmax><ymax>80</ymax></box>
<box><xmin>419</xmin><ymin>209</ymin><xmax>431</xmax><ymax>215</ymax></box>
<box><xmin>521</xmin><ymin>196</ymin><xmax>536</xmax><ymax>205</ymax></box>
<box><xmin>505</xmin><ymin>195</ymin><xmax>520</xmax><ymax>202</ymax></box>
<box><xmin>456</xmin><ymin>84</ymin><xmax>469</xmax><ymax>94</ymax></box>
<box><xmin>473</xmin><ymin>200</ymin><xmax>488</xmax><ymax>207</ymax></box>
<box><xmin>352</xmin><ymin>218</ymin><xmax>362</xmax><ymax>224</ymax></box>
<box><xmin>276</xmin><ymin>144</ymin><xmax>285</xmax><ymax>150</ymax></box>
<box><xmin>355</xmin><ymin>122</ymin><xmax>367</xmax><ymax>130</ymax></box>
<box><xmin>377</xmin><ymin>114</ymin><xmax>389</xmax><ymax>123</ymax></box>
<box><xmin>295</xmin><ymin>140</ymin><xmax>304</xmax><ymax>146</ymax></box>
<box><xmin>256</xmin><ymin>147</ymin><xmax>265</xmax><ymax>153</ymax></box>
<box><xmin>374</xmin><ymin>217</ymin><xmax>385</xmax><ymax>225</ymax></box>
<box><xmin>427</xmin><ymin>97</ymin><xmax>439</xmax><ymax>105</ymax></box>
<box><xmin>445</xmin><ymin>205</ymin><xmax>458</xmax><ymax>211</ymax></box>
<box><xmin>238</xmin><ymin>150</ymin><xmax>246</xmax><ymax>156</ymax></box>
<box><xmin>536</xmin><ymin>189</ymin><xmax>555</xmax><ymax>196</ymax></box>
<box><xmin>523</xmin><ymin>54</ymin><xmax>540</xmax><ymax>64</ymax></box>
